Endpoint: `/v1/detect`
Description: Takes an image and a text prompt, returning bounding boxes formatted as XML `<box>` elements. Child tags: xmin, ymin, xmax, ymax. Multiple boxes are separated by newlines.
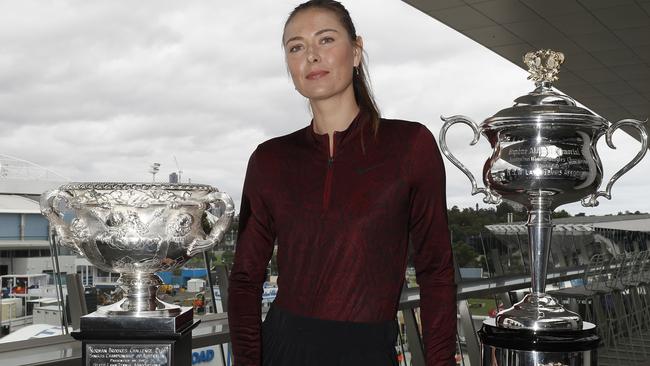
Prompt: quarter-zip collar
<box><xmin>306</xmin><ymin>109</ymin><xmax>369</xmax><ymax>156</ymax></box>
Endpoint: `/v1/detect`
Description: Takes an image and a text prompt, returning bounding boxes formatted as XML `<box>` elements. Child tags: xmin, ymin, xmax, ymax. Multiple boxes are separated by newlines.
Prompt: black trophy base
<box><xmin>478</xmin><ymin>319</ymin><xmax>600</xmax><ymax>366</ymax></box>
<box><xmin>72</xmin><ymin>307</ymin><xmax>199</xmax><ymax>366</ymax></box>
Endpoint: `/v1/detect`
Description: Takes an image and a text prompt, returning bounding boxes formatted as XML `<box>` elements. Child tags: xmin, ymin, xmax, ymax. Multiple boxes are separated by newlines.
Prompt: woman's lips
<box><xmin>306</xmin><ymin>70</ymin><xmax>329</xmax><ymax>80</ymax></box>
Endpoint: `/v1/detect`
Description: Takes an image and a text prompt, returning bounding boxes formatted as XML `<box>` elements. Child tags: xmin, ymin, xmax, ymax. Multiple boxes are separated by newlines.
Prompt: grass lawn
<box><xmin>466</xmin><ymin>298</ymin><xmax>499</xmax><ymax>317</ymax></box>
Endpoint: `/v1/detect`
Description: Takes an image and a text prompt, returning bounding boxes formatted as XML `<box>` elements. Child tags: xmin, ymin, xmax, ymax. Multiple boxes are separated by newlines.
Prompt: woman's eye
<box><xmin>288</xmin><ymin>44</ymin><xmax>303</xmax><ymax>53</ymax></box>
<box><xmin>320</xmin><ymin>37</ymin><xmax>335</xmax><ymax>44</ymax></box>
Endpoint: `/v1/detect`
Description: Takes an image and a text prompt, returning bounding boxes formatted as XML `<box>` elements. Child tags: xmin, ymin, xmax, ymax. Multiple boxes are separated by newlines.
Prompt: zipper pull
<box><xmin>328</xmin><ymin>157</ymin><xmax>334</xmax><ymax>166</ymax></box>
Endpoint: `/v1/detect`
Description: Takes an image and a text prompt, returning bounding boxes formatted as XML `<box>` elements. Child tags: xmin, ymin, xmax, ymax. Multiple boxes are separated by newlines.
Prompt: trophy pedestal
<box><xmin>478</xmin><ymin>319</ymin><xmax>599</xmax><ymax>366</ymax></box>
<box><xmin>72</xmin><ymin>307</ymin><xmax>198</xmax><ymax>366</ymax></box>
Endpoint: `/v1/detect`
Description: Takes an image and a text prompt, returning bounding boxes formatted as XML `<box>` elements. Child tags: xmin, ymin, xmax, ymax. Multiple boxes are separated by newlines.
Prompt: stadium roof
<box><xmin>487</xmin><ymin>213</ymin><xmax>650</xmax><ymax>233</ymax></box>
<box><xmin>0</xmin><ymin>195</ymin><xmax>40</xmax><ymax>214</ymax></box>
<box><xmin>593</xmin><ymin>217</ymin><xmax>650</xmax><ymax>231</ymax></box>
<box><xmin>0</xmin><ymin>154</ymin><xmax>67</xmax><ymax>195</ymax></box>
<box><xmin>403</xmin><ymin>0</ymin><xmax>650</xmax><ymax>145</ymax></box>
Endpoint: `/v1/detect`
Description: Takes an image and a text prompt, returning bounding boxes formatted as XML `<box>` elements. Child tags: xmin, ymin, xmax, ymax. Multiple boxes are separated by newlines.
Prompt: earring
<box><xmin>354</xmin><ymin>66</ymin><xmax>360</xmax><ymax>76</ymax></box>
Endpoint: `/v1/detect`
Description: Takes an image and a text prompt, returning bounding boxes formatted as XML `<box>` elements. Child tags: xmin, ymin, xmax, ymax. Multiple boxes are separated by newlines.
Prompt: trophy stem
<box><xmin>527</xmin><ymin>195</ymin><xmax>553</xmax><ymax>295</ymax></box>
<box><xmin>118</xmin><ymin>273</ymin><xmax>162</xmax><ymax>312</ymax></box>
<box><xmin>495</xmin><ymin>194</ymin><xmax>582</xmax><ymax>329</ymax></box>
<box><xmin>98</xmin><ymin>272</ymin><xmax>181</xmax><ymax>317</ymax></box>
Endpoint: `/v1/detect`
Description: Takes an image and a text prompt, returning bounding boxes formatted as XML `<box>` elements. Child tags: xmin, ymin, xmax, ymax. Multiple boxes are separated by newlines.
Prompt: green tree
<box><xmin>221</xmin><ymin>249</ymin><xmax>235</xmax><ymax>268</ymax></box>
<box><xmin>452</xmin><ymin>241</ymin><xmax>480</xmax><ymax>267</ymax></box>
<box><xmin>185</xmin><ymin>256</ymin><xmax>204</xmax><ymax>268</ymax></box>
<box><xmin>552</xmin><ymin>210</ymin><xmax>571</xmax><ymax>219</ymax></box>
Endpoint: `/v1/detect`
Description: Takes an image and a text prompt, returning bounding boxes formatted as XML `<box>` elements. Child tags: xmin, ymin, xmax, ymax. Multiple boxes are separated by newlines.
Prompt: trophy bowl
<box><xmin>40</xmin><ymin>182</ymin><xmax>235</xmax><ymax>317</ymax></box>
<box><xmin>441</xmin><ymin>50</ymin><xmax>648</xmax><ymax>212</ymax></box>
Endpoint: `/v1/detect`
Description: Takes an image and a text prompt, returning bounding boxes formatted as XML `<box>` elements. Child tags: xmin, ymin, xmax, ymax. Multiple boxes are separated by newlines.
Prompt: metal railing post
<box><xmin>203</xmin><ymin>252</ymin><xmax>218</xmax><ymax>314</ymax></box>
<box><xmin>214</xmin><ymin>264</ymin><xmax>230</xmax><ymax>313</ymax></box>
<box><xmin>458</xmin><ymin>300</ymin><xmax>481</xmax><ymax>366</ymax></box>
<box><xmin>65</xmin><ymin>273</ymin><xmax>87</xmax><ymax>329</ymax></box>
<box><xmin>48</xmin><ymin>230</ymin><xmax>70</xmax><ymax>335</ymax></box>
<box><xmin>403</xmin><ymin>307</ymin><xmax>426</xmax><ymax>366</ymax></box>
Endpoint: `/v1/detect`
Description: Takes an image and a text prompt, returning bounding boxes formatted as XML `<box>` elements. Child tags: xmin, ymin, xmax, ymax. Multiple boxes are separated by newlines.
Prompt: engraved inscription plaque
<box><xmin>86</xmin><ymin>344</ymin><xmax>171</xmax><ymax>366</ymax></box>
<box><xmin>492</xmin><ymin>137</ymin><xmax>593</xmax><ymax>187</ymax></box>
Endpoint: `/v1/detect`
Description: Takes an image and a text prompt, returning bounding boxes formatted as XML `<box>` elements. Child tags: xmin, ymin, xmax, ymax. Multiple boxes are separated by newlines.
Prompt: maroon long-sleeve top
<box><xmin>228</xmin><ymin>110</ymin><xmax>456</xmax><ymax>366</ymax></box>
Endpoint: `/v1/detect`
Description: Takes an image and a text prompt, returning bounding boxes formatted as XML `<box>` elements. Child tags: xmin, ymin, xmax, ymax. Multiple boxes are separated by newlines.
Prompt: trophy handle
<box><xmin>39</xmin><ymin>189</ymin><xmax>80</xmax><ymax>252</ymax></box>
<box><xmin>440</xmin><ymin>115</ymin><xmax>502</xmax><ymax>204</ymax></box>
<box><xmin>187</xmin><ymin>191</ymin><xmax>235</xmax><ymax>256</ymax></box>
<box><xmin>582</xmin><ymin>118</ymin><xmax>648</xmax><ymax>207</ymax></box>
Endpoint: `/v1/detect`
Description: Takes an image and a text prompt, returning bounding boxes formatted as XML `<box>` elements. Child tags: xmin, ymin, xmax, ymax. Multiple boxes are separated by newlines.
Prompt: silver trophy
<box><xmin>439</xmin><ymin>49</ymin><xmax>648</xmax><ymax>330</ymax></box>
<box><xmin>40</xmin><ymin>182</ymin><xmax>235</xmax><ymax>317</ymax></box>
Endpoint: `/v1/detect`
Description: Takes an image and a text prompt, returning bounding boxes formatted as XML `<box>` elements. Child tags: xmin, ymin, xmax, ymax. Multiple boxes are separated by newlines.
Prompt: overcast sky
<box><xmin>1</xmin><ymin>0</ymin><xmax>647</xmax><ymax>216</ymax></box>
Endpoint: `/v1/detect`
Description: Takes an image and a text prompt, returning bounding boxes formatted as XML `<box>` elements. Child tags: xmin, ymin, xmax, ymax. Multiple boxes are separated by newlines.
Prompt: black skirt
<box><xmin>261</xmin><ymin>303</ymin><xmax>399</xmax><ymax>366</ymax></box>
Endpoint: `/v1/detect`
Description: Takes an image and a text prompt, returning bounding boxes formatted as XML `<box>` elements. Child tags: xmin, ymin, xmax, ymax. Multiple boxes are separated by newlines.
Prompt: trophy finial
<box><xmin>523</xmin><ymin>49</ymin><xmax>565</xmax><ymax>86</ymax></box>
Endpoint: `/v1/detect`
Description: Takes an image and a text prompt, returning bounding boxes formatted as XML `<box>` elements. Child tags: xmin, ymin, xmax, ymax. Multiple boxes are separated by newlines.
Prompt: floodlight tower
<box><xmin>149</xmin><ymin>162</ymin><xmax>161</xmax><ymax>182</ymax></box>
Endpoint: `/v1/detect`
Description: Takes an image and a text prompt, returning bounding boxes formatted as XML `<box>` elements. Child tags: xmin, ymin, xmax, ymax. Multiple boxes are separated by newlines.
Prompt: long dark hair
<box><xmin>284</xmin><ymin>0</ymin><xmax>381</xmax><ymax>135</ymax></box>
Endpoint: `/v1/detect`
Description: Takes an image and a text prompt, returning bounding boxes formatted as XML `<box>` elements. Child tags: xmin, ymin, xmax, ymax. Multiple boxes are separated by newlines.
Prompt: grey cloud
<box><xmin>0</xmin><ymin>0</ymin><xmax>647</xmax><ymax>215</ymax></box>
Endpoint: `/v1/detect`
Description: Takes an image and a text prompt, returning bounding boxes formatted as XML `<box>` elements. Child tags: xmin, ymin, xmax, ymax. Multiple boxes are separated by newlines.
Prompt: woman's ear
<box><xmin>354</xmin><ymin>36</ymin><xmax>364</xmax><ymax>67</ymax></box>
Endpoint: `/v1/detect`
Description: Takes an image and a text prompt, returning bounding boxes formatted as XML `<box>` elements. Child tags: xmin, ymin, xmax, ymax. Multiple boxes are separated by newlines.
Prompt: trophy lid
<box><xmin>482</xmin><ymin>49</ymin><xmax>608</xmax><ymax>130</ymax></box>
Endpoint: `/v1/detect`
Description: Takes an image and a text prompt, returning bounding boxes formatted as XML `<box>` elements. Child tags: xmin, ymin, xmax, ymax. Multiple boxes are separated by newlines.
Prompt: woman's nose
<box><xmin>306</xmin><ymin>46</ymin><xmax>320</xmax><ymax>63</ymax></box>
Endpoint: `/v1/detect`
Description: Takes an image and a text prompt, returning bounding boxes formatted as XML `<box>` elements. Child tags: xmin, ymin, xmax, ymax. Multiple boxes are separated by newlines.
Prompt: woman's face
<box><xmin>283</xmin><ymin>8</ymin><xmax>362</xmax><ymax>101</ymax></box>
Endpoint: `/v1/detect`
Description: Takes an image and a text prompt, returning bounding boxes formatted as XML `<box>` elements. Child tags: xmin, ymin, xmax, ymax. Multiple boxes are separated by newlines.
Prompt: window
<box><xmin>24</xmin><ymin>214</ymin><xmax>49</xmax><ymax>240</ymax></box>
<box><xmin>0</xmin><ymin>213</ymin><xmax>20</xmax><ymax>240</ymax></box>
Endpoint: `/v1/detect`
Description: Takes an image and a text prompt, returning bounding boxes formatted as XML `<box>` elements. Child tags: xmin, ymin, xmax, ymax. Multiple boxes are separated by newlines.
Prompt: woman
<box><xmin>228</xmin><ymin>1</ymin><xmax>456</xmax><ymax>365</ymax></box>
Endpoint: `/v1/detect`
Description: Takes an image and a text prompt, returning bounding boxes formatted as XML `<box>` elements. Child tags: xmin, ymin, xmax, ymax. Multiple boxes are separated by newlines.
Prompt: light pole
<box><xmin>149</xmin><ymin>163</ymin><xmax>160</xmax><ymax>182</ymax></box>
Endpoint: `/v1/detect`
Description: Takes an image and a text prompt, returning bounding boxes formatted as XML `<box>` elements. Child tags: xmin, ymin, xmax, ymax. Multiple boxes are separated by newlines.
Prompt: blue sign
<box><xmin>192</xmin><ymin>349</ymin><xmax>215</xmax><ymax>365</ymax></box>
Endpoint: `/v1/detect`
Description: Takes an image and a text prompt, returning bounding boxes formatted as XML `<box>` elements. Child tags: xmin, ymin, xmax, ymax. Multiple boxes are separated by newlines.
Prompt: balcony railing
<box><xmin>0</xmin><ymin>265</ymin><xmax>587</xmax><ymax>366</ymax></box>
<box><xmin>2</xmin><ymin>235</ymin><xmax>649</xmax><ymax>366</ymax></box>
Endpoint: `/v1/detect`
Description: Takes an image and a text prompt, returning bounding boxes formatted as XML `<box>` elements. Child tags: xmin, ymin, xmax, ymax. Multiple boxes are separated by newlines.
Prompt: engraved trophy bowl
<box><xmin>439</xmin><ymin>50</ymin><xmax>648</xmax><ymax>330</ymax></box>
<box><xmin>40</xmin><ymin>182</ymin><xmax>235</xmax><ymax>317</ymax></box>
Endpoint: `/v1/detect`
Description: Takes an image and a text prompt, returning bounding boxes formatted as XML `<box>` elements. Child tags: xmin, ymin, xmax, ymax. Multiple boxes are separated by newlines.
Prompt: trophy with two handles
<box><xmin>440</xmin><ymin>50</ymin><xmax>647</xmax><ymax>366</ymax></box>
<box><xmin>41</xmin><ymin>182</ymin><xmax>234</xmax><ymax>366</ymax></box>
